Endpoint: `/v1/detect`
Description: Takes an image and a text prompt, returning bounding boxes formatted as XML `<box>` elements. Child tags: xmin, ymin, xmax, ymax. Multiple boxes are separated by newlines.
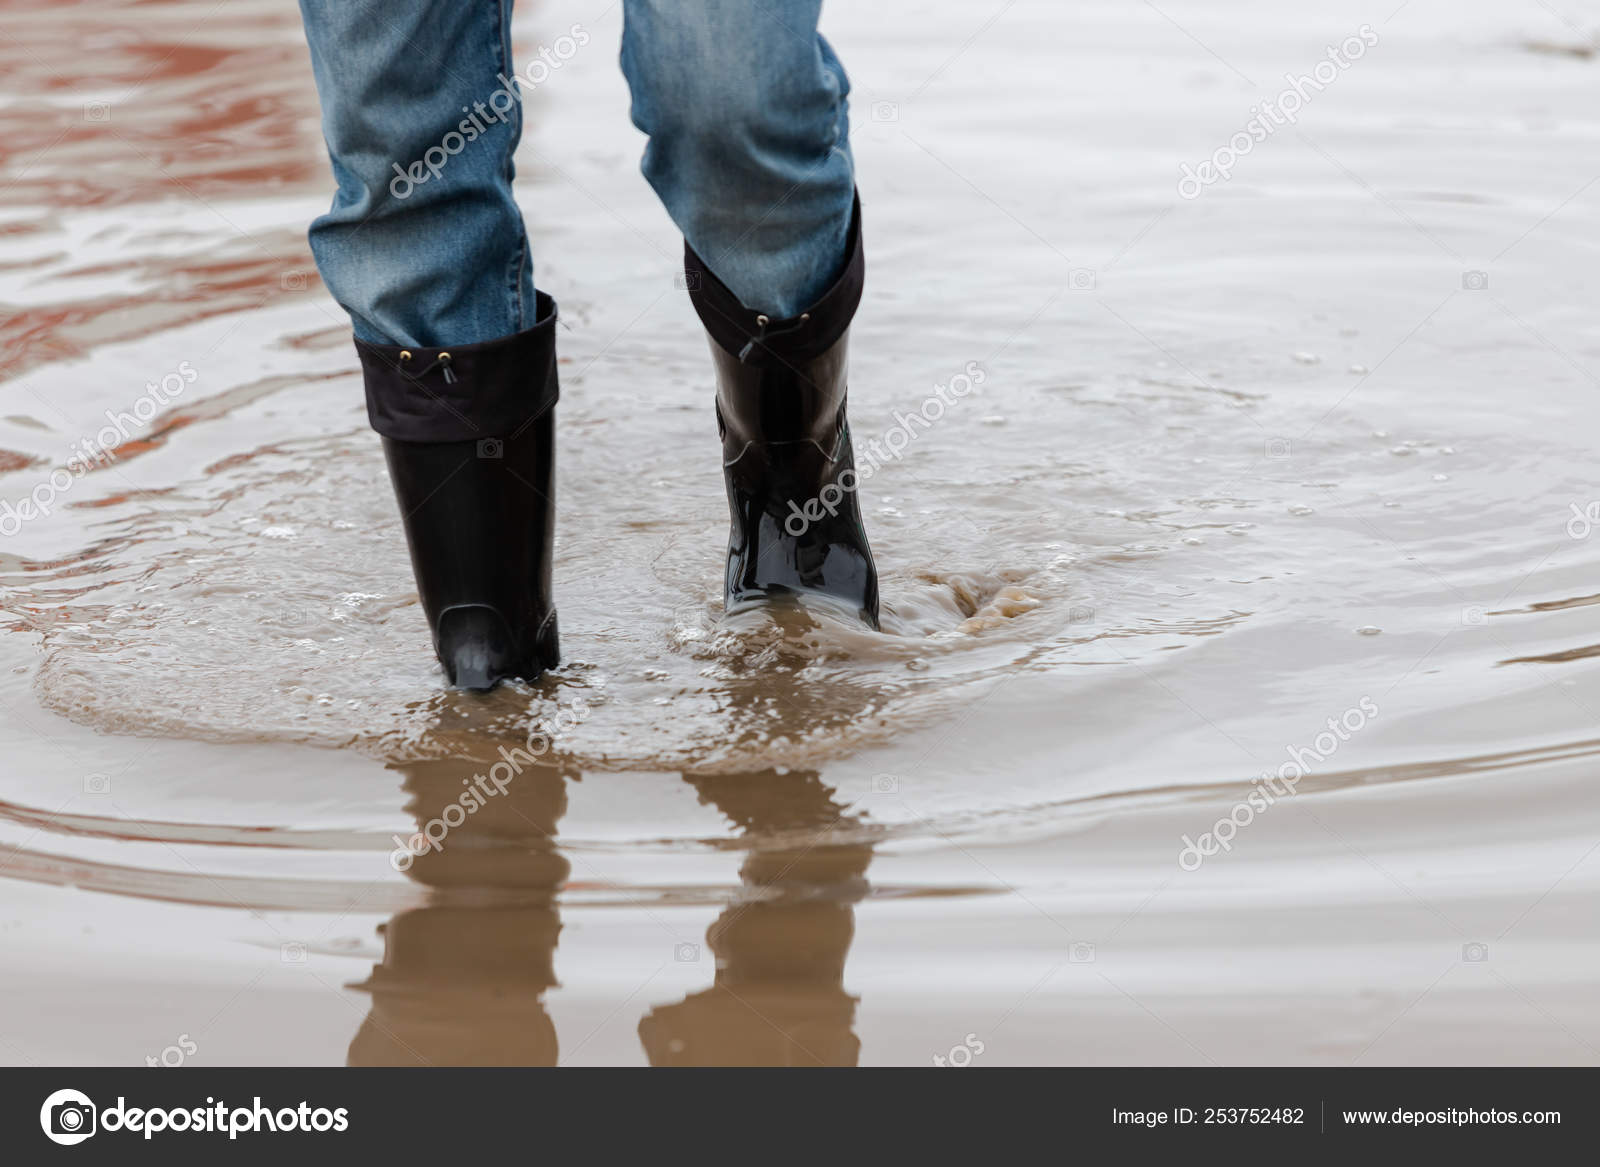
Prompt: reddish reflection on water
<box><xmin>0</xmin><ymin>0</ymin><xmax>327</xmax><ymax>384</ymax></box>
<box><xmin>0</xmin><ymin>0</ymin><xmax>326</xmax><ymax>210</ymax></box>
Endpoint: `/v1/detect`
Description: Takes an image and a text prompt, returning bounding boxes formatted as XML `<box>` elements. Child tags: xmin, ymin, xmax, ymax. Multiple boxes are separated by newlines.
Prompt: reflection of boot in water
<box><xmin>348</xmin><ymin>904</ymin><xmax>562</xmax><ymax>1066</ymax></box>
<box><xmin>638</xmin><ymin>770</ymin><xmax>873</xmax><ymax>1067</ymax></box>
<box><xmin>349</xmin><ymin>754</ymin><xmax>569</xmax><ymax>1066</ymax></box>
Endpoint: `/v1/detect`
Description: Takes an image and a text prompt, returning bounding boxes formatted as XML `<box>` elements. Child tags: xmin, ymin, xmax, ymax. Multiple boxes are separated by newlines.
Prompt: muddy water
<box><xmin>3</xmin><ymin>0</ymin><xmax>1600</xmax><ymax>1065</ymax></box>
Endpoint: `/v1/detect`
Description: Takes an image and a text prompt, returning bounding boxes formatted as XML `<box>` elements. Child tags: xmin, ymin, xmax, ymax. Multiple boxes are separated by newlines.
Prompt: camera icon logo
<box><xmin>83</xmin><ymin>773</ymin><xmax>110</xmax><ymax>795</ymax></box>
<box><xmin>1461</xmin><ymin>270</ymin><xmax>1489</xmax><ymax>291</ymax></box>
<box><xmin>870</xmin><ymin>773</ymin><xmax>899</xmax><ymax>794</ymax></box>
<box><xmin>476</xmin><ymin>438</ymin><xmax>504</xmax><ymax>460</ymax></box>
<box><xmin>83</xmin><ymin>102</ymin><xmax>111</xmax><ymax>123</ymax></box>
<box><xmin>1461</xmin><ymin>606</ymin><xmax>1487</xmax><ymax>627</ymax></box>
<box><xmin>278</xmin><ymin>607</ymin><xmax>318</xmax><ymax>631</ymax></box>
<box><xmin>280</xmin><ymin>941</ymin><xmax>308</xmax><ymax>963</ymax></box>
<box><xmin>1566</xmin><ymin>501</ymin><xmax>1600</xmax><ymax>540</ymax></box>
<box><xmin>280</xmin><ymin>270</ymin><xmax>309</xmax><ymax>292</ymax></box>
<box><xmin>1069</xmin><ymin>942</ymin><xmax>1096</xmax><ymax>963</ymax></box>
<box><xmin>40</xmin><ymin>1089</ymin><xmax>97</xmax><ymax>1145</ymax></box>
<box><xmin>1067</xmin><ymin>606</ymin><xmax>1095</xmax><ymax>626</ymax></box>
<box><xmin>674</xmin><ymin>270</ymin><xmax>702</xmax><ymax>292</ymax></box>
<box><xmin>1265</xmin><ymin>437</ymin><xmax>1292</xmax><ymax>461</ymax></box>
<box><xmin>1461</xmin><ymin>942</ymin><xmax>1489</xmax><ymax>963</ymax></box>
<box><xmin>1068</xmin><ymin>268</ymin><xmax>1097</xmax><ymax>292</ymax></box>
<box><xmin>871</xmin><ymin>100</ymin><xmax>899</xmax><ymax>123</ymax></box>
<box><xmin>674</xmin><ymin>942</ymin><xmax>700</xmax><ymax>963</ymax></box>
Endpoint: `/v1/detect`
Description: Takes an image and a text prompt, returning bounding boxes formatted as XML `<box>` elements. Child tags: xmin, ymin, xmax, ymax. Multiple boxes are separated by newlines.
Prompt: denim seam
<box><xmin>493</xmin><ymin>0</ymin><xmax>528</xmax><ymax>332</ymax></box>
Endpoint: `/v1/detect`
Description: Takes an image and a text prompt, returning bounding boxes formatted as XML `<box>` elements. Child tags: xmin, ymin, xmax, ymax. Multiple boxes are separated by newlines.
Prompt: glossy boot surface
<box><xmin>381</xmin><ymin>420</ymin><xmax>558</xmax><ymax>690</ymax></box>
<box><xmin>684</xmin><ymin>196</ymin><xmax>880</xmax><ymax>629</ymax></box>
<box><xmin>356</xmin><ymin>293</ymin><xmax>561</xmax><ymax>691</ymax></box>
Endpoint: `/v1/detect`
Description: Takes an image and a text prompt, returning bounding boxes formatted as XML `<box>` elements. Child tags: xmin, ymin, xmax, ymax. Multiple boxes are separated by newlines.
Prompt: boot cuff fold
<box><xmin>684</xmin><ymin>191</ymin><xmax>863</xmax><ymax>366</ymax></box>
<box><xmin>355</xmin><ymin>291</ymin><xmax>559</xmax><ymax>442</ymax></box>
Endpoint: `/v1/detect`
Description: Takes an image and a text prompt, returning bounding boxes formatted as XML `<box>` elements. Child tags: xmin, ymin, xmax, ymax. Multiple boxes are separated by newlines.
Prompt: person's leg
<box><xmin>296</xmin><ymin>0</ymin><xmax>561</xmax><ymax>689</ymax></box>
<box><xmin>620</xmin><ymin>0</ymin><xmax>856</xmax><ymax>318</ymax></box>
<box><xmin>621</xmin><ymin>0</ymin><xmax>880</xmax><ymax>628</ymax></box>
<box><xmin>297</xmin><ymin>0</ymin><xmax>534</xmax><ymax>346</ymax></box>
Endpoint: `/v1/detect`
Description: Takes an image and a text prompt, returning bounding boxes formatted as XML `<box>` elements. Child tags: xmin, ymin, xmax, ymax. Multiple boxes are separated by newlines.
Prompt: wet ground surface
<box><xmin>2</xmin><ymin>0</ymin><xmax>1600</xmax><ymax>1064</ymax></box>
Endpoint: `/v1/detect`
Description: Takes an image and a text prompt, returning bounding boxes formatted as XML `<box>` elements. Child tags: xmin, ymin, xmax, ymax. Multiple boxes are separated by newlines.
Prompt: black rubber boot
<box><xmin>683</xmin><ymin>196</ymin><xmax>880</xmax><ymax>629</ymax></box>
<box><xmin>354</xmin><ymin>293</ymin><xmax>561</xmax><ymax>690</ymax></box>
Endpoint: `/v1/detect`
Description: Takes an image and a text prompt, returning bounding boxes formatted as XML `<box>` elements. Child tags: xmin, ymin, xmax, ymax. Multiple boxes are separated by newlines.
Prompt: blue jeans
<box><xmin>296</xmin><ymin>0</ymin><xmax>856</xmax><ymax>347</ymax></box>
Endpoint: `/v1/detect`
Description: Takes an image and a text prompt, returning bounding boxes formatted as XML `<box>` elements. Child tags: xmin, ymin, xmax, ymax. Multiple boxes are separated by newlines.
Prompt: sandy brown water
<box><xmin>2</xmin><ymin>0</ymin><xmax>1600</xmax><ymax>1065</ymax></box>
